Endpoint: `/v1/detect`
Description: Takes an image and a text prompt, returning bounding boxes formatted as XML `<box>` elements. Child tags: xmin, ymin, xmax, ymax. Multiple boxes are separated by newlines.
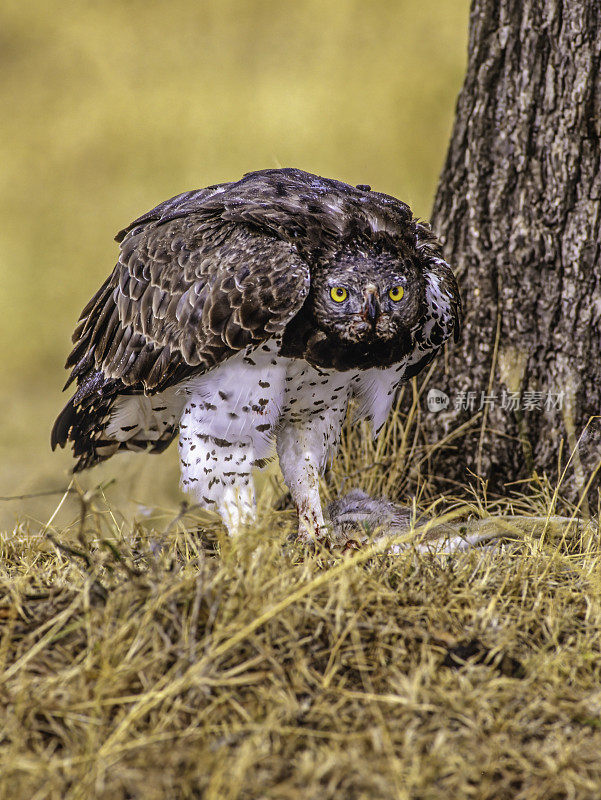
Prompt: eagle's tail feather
<box><xmin>51</xmin><ymin>370</ymin><xmax>181</xmax><ymax>471</ymax></box>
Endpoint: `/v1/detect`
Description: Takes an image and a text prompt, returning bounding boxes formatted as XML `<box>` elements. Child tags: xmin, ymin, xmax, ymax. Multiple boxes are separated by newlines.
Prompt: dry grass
<box><xmin>2</xmin><ymin>398</ymin><xmax>601</xmax><ymax>800</ymax></box>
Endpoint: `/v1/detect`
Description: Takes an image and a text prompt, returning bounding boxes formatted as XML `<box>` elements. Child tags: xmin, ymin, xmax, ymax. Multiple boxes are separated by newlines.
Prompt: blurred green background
<box><xmin>0</xmin><ymin>0</ymin><xmax>469</xmax><ymax>528</ymax></box>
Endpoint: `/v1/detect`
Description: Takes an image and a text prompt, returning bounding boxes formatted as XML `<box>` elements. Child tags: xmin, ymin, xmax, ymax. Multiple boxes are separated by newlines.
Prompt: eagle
<box><xmin>51</xmin><ymin>168</ymin><xmax>461</xmax><ymax>538</ymax></box>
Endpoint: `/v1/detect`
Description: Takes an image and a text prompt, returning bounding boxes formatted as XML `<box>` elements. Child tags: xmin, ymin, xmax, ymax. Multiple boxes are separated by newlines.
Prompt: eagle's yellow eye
<box><xmin>330</xmin><ymin>286</ymin><xmax>348</xmax><ymax>302</ymax></box>
<box><xmin>388</xmin><ymin>286</ymin><xmax>404</xmax><ymax>302</ymax></box>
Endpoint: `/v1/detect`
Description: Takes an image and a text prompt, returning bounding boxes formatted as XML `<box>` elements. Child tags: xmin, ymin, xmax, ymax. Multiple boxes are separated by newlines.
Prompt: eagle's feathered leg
<box><xmin>178</xmin><ymin>349</ymin><xmax>286</xmax><ymax>535</ymax></box>
<box><xmin>276</xmin><ymin>416</ymin><xmax>341</xmax><ymax>541</ymax></box>
<box><xmin>218</xmin><ymin>482</ymin><xmax>257</xmax><ymax>535</ymax></box>
<box><xmin>179</xmin><ymin>424</ymin><xmax>258</xmax><ymax>536</ymax></box>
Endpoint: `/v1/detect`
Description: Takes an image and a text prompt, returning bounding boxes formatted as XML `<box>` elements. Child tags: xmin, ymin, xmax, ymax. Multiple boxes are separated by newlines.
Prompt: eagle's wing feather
<box><xmin>415</xmin><ymin>220</ymin><xmax>462</xmax><ymax>343</ymax></box>
<box><xmin>64</xmin><ymin>211</ymin><xmax>310</xmax><ymax>396</ymax></box>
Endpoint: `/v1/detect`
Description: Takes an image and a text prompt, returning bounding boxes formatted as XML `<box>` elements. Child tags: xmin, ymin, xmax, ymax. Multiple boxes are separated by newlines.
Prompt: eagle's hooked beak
<box><xmin>363</xmin><ymin>285</ymin><xmax>380</xmax><ymax>326</ymax></box>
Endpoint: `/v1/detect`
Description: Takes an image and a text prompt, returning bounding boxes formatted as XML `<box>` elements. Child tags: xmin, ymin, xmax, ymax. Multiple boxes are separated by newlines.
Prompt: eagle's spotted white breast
<box><xmin>51</xmin><ymin>167</ymin><xmax>461</xmax><ymax>538</ymax></box>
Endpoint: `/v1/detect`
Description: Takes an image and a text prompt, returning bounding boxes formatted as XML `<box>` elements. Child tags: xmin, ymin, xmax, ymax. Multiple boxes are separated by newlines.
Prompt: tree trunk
<box><xmin>424</xmin><ymin>0</ymin><xmax>601</xmax><ymax>508</ymax></box>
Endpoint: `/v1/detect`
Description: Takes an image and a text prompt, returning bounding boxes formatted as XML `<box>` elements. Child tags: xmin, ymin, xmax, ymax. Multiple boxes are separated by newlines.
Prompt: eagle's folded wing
<box><xmin>63</xmin><ymin>204</ymin><xmax>310</xmax><ymax>397</ymax></box>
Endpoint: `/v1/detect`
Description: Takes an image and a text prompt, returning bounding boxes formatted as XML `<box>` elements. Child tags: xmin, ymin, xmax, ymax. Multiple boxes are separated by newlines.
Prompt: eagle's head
<box><xmin>281</xmin><ymin>239</ymin><xmax>429</xmax><ymax>371</ymax></box>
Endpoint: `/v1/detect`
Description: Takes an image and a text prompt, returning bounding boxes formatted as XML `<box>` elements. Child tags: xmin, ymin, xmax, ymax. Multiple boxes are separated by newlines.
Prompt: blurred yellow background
<box><xmin>0</xmin><ymin>0</ymin><xmax>469</xmax><ymax>528</ymax></box>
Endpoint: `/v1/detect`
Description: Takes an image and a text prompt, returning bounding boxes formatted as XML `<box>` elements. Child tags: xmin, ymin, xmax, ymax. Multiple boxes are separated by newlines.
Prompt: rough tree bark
<box><xmin>423</xmin><ymin>0</ymin><xmax>601</xmax><ymax>506</ymax></box>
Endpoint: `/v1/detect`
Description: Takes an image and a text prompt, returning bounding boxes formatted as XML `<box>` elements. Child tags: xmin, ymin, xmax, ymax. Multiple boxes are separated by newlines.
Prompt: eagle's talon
<box><xmin>296</xmin><ymin>522</ymin><xmax>331</xmax><ymax>544</ymax></box>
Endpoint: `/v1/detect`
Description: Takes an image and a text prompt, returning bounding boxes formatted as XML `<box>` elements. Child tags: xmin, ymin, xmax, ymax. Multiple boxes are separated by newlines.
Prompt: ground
<box><xmin>1</xmin><ymin>400</ymin><xmax>600</xmax><ymax>800</ymax></box>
